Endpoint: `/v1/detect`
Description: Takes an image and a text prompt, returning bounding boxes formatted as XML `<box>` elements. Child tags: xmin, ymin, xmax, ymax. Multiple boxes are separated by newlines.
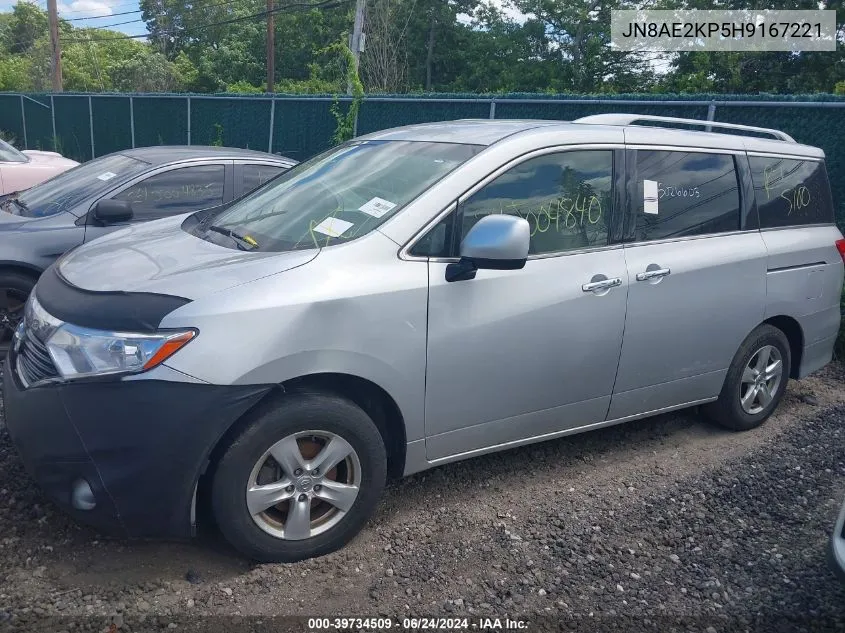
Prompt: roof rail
<box><xmin>574</xmin><ymin>113</ymin><xmax>796</xmax><ymax>143</ymax></box>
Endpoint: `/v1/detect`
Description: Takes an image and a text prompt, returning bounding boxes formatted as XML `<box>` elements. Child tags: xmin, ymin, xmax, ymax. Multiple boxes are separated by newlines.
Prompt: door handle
<box><xmin>636</xmin><ymin>268</ymin><xmax>671</xmax><ymax>282</ymax></box>
<box><xmin>582</xmin><ymin>277</ymin><xmax>622</xmax><ymax>292</ymax></box>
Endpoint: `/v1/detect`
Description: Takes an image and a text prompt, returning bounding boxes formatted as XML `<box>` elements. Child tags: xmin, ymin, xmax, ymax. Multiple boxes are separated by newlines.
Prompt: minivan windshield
<box><xmin>2</xmin><ymin>153</ymin><xmax>149</xmax><ymax>218</ymax></box>
<box><xmin>0</xmin><ymin>139</ymin><xmax>27</xmax><ymax>163</ymax></box>
<box><xmin>191</xmin><ymin>140</ymin><xmax>482</xmax><ymax>252</ymax></box>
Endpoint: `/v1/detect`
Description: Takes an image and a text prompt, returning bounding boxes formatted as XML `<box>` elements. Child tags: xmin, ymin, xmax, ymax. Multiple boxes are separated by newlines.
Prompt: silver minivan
<box><xmin>4</xmin><ymin>115</ymin><xmax>844</xmax><ymax>562</ymax></box>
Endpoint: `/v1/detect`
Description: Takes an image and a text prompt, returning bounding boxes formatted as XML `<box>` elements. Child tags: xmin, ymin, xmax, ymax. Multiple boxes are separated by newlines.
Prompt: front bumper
<box><xmin>3</xmin><ymin>352</ymin><xmax>272</xmax><ymax>539</ymax></box>
<box><xmin>830</xmin><ymin>497</ymin><xmax>845</xmax><ymax>583</ymax></box>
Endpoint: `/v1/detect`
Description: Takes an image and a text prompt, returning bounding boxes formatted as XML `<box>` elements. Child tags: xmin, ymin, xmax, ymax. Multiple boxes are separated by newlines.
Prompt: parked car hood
<box><xmin>57</xmin><ymin>214</ymin><xmax>319</xmax><ymax>300</ymax></box>
<box><xmin>21</xmin><ymin>150</ymin><xmax>79</xmax><ymax>167</ymax></box>
<box><xmin>0</xmin><ymin>204</ymin><xmax>68</xmax><ymax>228</ymax></box>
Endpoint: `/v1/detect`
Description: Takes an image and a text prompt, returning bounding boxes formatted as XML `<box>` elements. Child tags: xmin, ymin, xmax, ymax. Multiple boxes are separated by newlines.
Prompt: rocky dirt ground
<box><xmin>0</xmin><ymin>365</ymin><xmax>844</xmax><ymax>632</ymax></box>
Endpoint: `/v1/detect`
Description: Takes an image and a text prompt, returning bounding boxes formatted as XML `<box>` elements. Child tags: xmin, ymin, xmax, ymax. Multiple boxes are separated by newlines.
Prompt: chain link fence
<box><xmin>2</xmin><ymin>92</ymin><xmax>845</xmax><ymax>223</ymax></box>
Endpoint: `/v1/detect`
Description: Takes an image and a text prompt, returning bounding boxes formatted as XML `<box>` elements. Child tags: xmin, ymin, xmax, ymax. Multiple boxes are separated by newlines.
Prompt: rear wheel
<box><xmin>0</xmin><ymin>270</ymin><xmax>36</xmax><ymax>352</ymax></box>
<box><xmin>211</xmin><ymin>391</ymin><xmax>387</xmax><ymax>562</ymax></box>
<box><xmin>704</xmin><ymin>324</ymin><xmax>791</xmax><ymax>431</ymax></box>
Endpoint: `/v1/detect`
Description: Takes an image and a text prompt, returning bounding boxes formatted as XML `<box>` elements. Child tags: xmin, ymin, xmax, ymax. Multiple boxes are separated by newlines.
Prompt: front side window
<box><xmin>748</xmin><ymin>156</ymin><xmax>834</xmax><ymax>228</ymax></box>
<box><xmin>114</xmin><ymin>164</ymin><xmax>225</xmax><ymax>221</ymax></box>
<box><xmin>8</xmin><ymin>154</ymin><xmax>149</xmax><ymax>218</ymax></box>
<box><xmin>457</xmin><ymin>151</ymin><xmax>613</xmax><ymax>256</ymax></box>
<box><xmin>193</xmin><ymin>140</ymin><xmax>482</xmax><ymax>252</ymax></box>
<box><xmin>410</xmin><ymin>151</ymin><xmax>614</xmax><ymax>258</ymax></box>
<box><xmin>633</xmin><ymin>150</ymin><xmax>741</xmax><ymax>242</ymax></box>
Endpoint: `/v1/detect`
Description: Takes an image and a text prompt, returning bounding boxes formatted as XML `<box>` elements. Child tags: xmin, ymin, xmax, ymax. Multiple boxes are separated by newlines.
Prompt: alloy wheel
<box><xmin>739</xmin><ymin>344</ymin><xmax>783</xmax><ymax>415</ymax></box>
<box><xmin>246</xmin><ymin>430</ymin><xmax>362</xmax><ymax>540</ymax></box>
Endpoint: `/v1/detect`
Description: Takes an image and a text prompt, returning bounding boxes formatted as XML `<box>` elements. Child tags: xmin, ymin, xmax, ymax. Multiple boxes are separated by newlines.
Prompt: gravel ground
<box><xmin>0</xmin><ymin>364</ymin><xmax>844</xmax><ymax>632</ymax></box>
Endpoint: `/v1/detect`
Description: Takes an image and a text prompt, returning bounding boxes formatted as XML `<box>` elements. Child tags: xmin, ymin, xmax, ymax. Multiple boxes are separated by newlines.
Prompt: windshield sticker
<box><xmin>643</xmin><ymin>179</ymin><xmax>659</xmax><ymax>214</ymax></box>
<box><xmin>96</xmin><ymin>171</ymin><xmax>118</xmax><ymax>181</ymax></box>
<box><xmin>313</xmin><ymin>217</ymin><xmax>354</xmax><ymax>238</ymax></box>
<box><xmin>358</xmin><ymin>197</ymin><xmax>397</xmax><ymax>218</ymax></box>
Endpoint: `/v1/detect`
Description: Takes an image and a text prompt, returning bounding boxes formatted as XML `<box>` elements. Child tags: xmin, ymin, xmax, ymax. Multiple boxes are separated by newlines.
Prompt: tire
<box><xmin>0</xmin><ymin>270</ymin><xmax>37</xmax><ymax>349</ymax></box>
<box><xmin>704</xmin><ymin>324</ymin><xmax>791</xmax><ymax>431</ymax></box>
<box><xmin>210</xmin><ymin>390</ymin><xmax>387</xmax><ymax>563</ymax></box>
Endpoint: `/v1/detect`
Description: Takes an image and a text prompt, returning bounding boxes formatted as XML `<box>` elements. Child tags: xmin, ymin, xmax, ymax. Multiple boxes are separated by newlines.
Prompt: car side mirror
<box><xmin>93</xmin><ymin>199</ymin><xmax>133</xmax><ymax>225</ymax></box>
<box><xmin>445</xmin><ymin>214</ymin><xmax>530</xmax><ymax>282</ymax></box>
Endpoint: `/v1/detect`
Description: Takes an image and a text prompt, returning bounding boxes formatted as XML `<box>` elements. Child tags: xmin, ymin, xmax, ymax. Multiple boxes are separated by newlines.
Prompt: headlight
<box><xmin>46</xmin><ymin>324</ymin><xmax>196</xmax><ymax>380</ymax></box>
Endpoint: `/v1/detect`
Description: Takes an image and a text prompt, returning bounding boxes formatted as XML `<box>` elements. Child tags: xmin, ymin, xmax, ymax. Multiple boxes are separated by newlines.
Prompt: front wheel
<box><xmin>704</xmin><ymin>324</ymin><xmax>791</xmax><ymax>431</ymax></box>
<box><xmin>211</xmin><ymin>391</ymin><xmax>387</xmax><ymax>562</ymax></box>
<box><xmin>0</xmin><ymin>270</ymin><xmax>36</xmax><ymax>351</ymax></box>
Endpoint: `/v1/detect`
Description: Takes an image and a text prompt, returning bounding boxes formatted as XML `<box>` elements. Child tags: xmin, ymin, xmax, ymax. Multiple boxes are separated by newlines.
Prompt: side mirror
<box><xmin>93</xmin><ymin>199</ymin><xmax>133</xmax><ymax>225</ymax></box>
<box><xmin>445</xmin><ymin>214</ymin><xmax>530</xmax><ymax>282</ymax></box>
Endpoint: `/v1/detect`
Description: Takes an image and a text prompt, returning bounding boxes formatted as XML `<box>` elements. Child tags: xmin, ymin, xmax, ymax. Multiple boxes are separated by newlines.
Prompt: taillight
<box><xmin>837</xmin><ymin>239</ymin><xmax>845</xmax><ymax>264</ymax></box>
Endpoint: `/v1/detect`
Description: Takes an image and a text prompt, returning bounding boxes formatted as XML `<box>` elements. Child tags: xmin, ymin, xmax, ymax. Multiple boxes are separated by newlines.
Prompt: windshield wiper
<box><xmin>207</xmin><ymin>224</ymin><xmax>259</xmax><ymax>250</ymax></box>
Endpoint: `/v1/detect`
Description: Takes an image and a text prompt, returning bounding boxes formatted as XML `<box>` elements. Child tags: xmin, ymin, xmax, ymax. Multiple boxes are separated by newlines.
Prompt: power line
<box><xmin>69</xmin><ymin>16</ymin><xmax>147</xmax><ymax>30</ymax></box>
<box><xmin>64</xmin><ymin>9</ymin><xmax>142</xmax><ymax>22</ymax></box>
<box><xmin>60</xmin><ymin>0</ymin><xmax>351</xmax><ymax>43</ymax></box>
<box><xmin>59</xmin><ymin>0</ymin><xmax>142</xmax><ymax>14</ymax></box>
<box><xmin>64</xmin><ymin>0</ymin><xmax>257</xmax><ymax>30</ymax></box>
<box><xmin>62</xmin><ymin>0</ymin><xmax>251</xmax><ymax>23</ymax></box>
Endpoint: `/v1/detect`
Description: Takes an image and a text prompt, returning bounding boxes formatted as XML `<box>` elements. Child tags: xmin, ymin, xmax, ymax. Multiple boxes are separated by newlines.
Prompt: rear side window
<box><xmin>633</xmin><ymin>150</ymin><xmax>741</xmax><ymax>242</ymax></box>
<box><xmin>748</xmin><ymin>156</ymin><xmax>834</xmax><ymax>228</ymax></box>
<box><xmin>242</xmin><ymin>164</ymin><xmax>286</xmax><ymax>195</ymax></box>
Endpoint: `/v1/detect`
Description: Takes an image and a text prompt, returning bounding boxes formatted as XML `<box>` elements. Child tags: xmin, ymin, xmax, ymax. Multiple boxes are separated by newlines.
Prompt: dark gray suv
<box><xmin>0</xmin><ymin>146</ymin><xmax>296</xmax><ymax>345</ymax></box>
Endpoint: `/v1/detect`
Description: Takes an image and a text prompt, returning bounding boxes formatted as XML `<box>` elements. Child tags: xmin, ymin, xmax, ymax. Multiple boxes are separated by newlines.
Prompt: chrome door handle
<box><xmin>582</xmin><ymin>277</ymin><xmax>622</xmax><ymax>292</ymax></box>
<box><xmin>636</xmin><ymin>268</ymin><xmax>671</xmax><ymax>282</ymax></box>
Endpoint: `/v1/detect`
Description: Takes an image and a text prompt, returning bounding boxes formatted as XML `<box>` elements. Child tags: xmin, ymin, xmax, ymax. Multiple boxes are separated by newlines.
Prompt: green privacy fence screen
<box><xmin>3</xmin><ymin>92</ymin><xmax>845</xmax><ymax>222</ymax></box>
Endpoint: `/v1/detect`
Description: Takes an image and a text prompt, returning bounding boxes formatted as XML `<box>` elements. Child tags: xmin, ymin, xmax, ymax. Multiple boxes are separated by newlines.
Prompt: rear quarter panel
<box><xmin>760</xmin><ymin>225</ymin><xmax>844</xmax><ymax>375</ymax></box>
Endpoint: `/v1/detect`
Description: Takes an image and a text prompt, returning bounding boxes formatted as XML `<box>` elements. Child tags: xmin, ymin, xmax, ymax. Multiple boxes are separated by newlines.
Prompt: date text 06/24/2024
<box><xmin>307</xmin><ymin>617</ymin><xmax>530</xmax><ymax>631</ymax></box>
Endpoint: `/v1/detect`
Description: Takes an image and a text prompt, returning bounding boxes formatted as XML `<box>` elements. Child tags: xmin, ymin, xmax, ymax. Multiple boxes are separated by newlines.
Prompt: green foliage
<box><xmin>275</xmin><ymin>77</ymin><xmax>343</xmax><ymax>94</ymax></box>
<box><xmin>321</xmin><ymin>41</ymin><xmax>364</xmax><ymax>145</ymax></box>
<box><xmin>0</xmin><ymin>3</ymin><xmax>199</xmax><ymax>92</ymax></box>
<box><xmin>226</xmin><ymin>80</ymin><xmax>265</xmax><ymax>94</ymax></box>
<box><xmin>1</xmin><ymin>0</ymin><xmax>844</xmax><ymax>96</ymax></box>
<box><xmin>211</xmin><ymin>123</ymin><xmax>224</xmax><ymax>147</ymax></box>
<box><xmin>0</xmin><ymin>54</ymin><xmax>32</xmax><ymax>91</ymax></box>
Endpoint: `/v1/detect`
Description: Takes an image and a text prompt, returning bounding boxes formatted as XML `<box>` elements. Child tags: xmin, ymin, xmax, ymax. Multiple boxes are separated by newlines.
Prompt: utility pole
<box><xmin>47</xmin><ymin>0</ymin><xmax>63</xmax><ymax>92</ymax></box>
<box><xmin>266</xmin><ymin>0</ymin><xmax>275</xmax><ymax>93</ymax></box>
<box><xmin>347</xmin><ymin>0</ymin><xmax>365</xmax><ymax>94</ymax></box>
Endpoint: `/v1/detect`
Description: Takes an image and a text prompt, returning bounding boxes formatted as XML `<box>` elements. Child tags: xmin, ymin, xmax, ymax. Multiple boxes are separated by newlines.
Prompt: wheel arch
<box><xmin>762</xmin><ymin>314</ymin><xmax>804</xmax><ymax>379</ymax></box>
<box><xmin>205</xmin><ymin>372</ymin><xmax>408</xmax><ymax>482</ymax></box>
<box><xmin>0</xmin><ymin>261</ymin><xmax>44</xmax><ymax>280</ymax></box>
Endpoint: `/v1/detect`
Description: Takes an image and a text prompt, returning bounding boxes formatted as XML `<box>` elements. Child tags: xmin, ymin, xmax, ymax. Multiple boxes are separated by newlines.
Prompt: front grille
<box><xmin>16</xmin><ymin>328</ymin><xmax>59</xmax><ymax>386</ymax></box>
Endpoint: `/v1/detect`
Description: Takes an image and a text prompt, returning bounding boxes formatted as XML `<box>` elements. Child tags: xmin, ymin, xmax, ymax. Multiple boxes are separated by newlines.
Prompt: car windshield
<box><xmin>0</xmin><ymin>139</ymin><xmax>27</xmax><ymax>163</ymax></box>
<box><xmin>191</xmin><ymin>140</ymin><xmax>483</xmax><ymax>252</ymax></box>
<box><xmin>6</xmin><ymin>153</ymin><xmax>149</xmax><ymax>218</ymax></box>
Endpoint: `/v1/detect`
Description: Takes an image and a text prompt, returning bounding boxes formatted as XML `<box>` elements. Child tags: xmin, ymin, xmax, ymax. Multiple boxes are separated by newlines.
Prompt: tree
<box><xmin>511</xmin><ymin>0</ymin><xmax>656</xmax><ymax>93</ymax></box>
<box><xmin>660</xmin><ymin>0</ymin><xmax>845</xmax><ymax>94</ymax></box>
<box><xmin>360</xmin><ymin>0</ymin><xmax>411</xmax><ymax>92</ymax></box>
<box><xmin>6</xmin><ymin>1</ymin><xmax>48</xmax><ymax>54</ymax></box>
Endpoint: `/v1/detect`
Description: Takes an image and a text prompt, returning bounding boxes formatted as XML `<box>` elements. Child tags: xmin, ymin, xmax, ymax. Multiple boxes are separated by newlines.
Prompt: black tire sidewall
<box><xmin>211</xmin><ymin>392</ymin><xmax>387</xmax><ymax>563</ymax></box>
<box><xmin>0</xmin><ymin>270</ymin><xmax>36</xmax><ymax>296</ymax></box>
<box><xmin>715</xmin><ymin>325</ymin><xmax>791</xmax><ymax>431</ymax></box>
<box><xmin>0</xmin><ymin>270</ymin><xmax>37</xmax><ymax>345</ymax></box>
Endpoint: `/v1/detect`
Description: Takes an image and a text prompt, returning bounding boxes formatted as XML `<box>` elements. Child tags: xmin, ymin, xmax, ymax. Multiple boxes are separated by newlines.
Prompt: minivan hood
<box><xmin>58</xmin><ymin>215</ymin><xmax>319</xmax><ymax>300</ymax></box>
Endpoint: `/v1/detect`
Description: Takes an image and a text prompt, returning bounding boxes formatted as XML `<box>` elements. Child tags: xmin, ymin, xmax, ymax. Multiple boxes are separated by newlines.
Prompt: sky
<box><xmin>0</xmin><ymin>0</ymin><xmax>149</xmax><ymax>37</ymax></box>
